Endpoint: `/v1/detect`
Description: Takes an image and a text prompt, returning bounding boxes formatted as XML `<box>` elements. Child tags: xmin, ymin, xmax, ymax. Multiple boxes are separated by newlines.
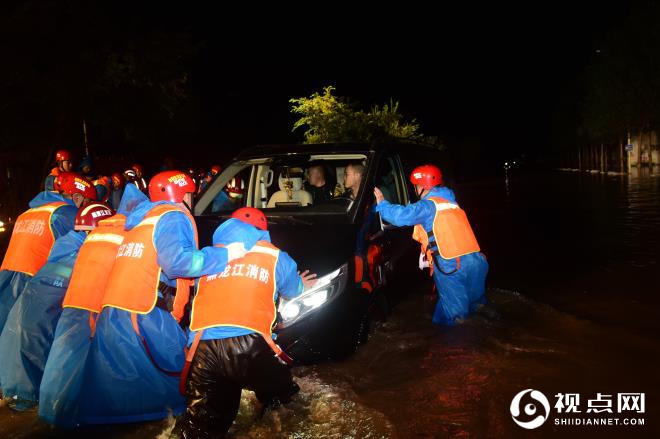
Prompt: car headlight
<box><xmin>0</xmin><ymin>220</ymin><xmax>5</xmax><ymax>233</ymax></box>
<box><xmin>277</xmin><ymin>263</ymin><xmax>348</xmax><ymax>328</ymax></box>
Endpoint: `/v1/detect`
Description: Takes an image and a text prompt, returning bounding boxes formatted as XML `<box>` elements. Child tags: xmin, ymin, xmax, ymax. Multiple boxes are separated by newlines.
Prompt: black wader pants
<box><xmin>174</xmin><ymin>333</ymin><xmax>299</xmax><ymax>438</ymax></box>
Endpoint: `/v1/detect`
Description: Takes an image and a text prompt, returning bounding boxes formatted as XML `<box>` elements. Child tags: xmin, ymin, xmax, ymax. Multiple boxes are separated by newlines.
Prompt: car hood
<box><xmin>267</xmin><ymin>222</ymin><xmax>357</xmax><ymax>275</ymax></box>
<box><xmin>196</xmin><ymin>215</ymin><xmax>357</xmax><ymax>276</ymax></box>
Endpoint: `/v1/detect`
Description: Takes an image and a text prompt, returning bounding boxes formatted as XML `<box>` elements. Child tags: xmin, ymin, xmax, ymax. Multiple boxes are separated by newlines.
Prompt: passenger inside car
<box><xmin>199</xmin><ymin>153</ymin><xmax>370</xmax><ymax>214</ymax></box>
<box><xmin>304</xmin><ymin>161</ymin><xmax>334</xmax><ymax>204</ymax></box>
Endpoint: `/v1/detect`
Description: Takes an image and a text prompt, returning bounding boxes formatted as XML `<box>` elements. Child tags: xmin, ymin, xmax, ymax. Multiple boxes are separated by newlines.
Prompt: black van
<box><xmin>193</xmin><ymin>141</ymin><xmax>447</xmax><ymax>362</ymax></box>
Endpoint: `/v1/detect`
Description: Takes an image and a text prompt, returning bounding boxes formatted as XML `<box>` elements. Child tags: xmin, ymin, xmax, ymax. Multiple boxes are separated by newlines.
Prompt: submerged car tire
<box><xmin>330</xmin><ymin>289</ymin><xmax>389</xmax><ymax>359</ymax></box>
<box><xmin>325</xmin><ymin>287</ymin><xmax>370</xmax><ymax>359</ymax></box>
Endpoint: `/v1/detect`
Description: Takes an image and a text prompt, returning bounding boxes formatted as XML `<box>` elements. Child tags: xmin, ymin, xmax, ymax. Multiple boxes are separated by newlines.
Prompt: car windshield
<box><xmin>194</xmin><ymin>152</ymin><xmax>371</xmax><ymax>216</ymax></box>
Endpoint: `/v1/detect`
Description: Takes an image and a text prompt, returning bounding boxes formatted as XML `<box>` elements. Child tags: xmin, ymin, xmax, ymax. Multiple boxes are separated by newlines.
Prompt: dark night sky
<box><xmin>184</xmin><ymin>2</ymin><xmax>632</xmax><ymax>162</ymax></box>
<box><xmin>0</xmin><ymin>1</ymin><xmax>635</xmax><ymax>171</ymax></box>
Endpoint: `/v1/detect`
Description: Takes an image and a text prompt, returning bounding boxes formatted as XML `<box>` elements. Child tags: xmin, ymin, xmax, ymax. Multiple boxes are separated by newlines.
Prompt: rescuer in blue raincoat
<box><xmin>374</xmin><ymin>164</ymin><xmax>488</xmax><ymax>325</ymax></box>
<box><xmin>0</xmin><ymin>172</ymin><xmax>96</xmax><ymax>335</ymax></box>
<box><xmin>38</xmin><ymin>185</ymin><xmax>142</xmax><ymax>427</ymax></box>
<box><xmin>44</xmin><ymin>150</ymin><xmax>74</xmax><ymax>192</ymax></box>
<box><xmin>77</xmin><ymin>170</ymin><xmax>247</xmax><ymax>425</ymax></box>
<box><xmin>0</xmin><ymin>203</ymin><xmax>113</xmax><ymax>410</ymax></box>
<box><xmin>174</xmin><ymin>208</ymin><xmax>317</xmax><ymax>438</ymax></box>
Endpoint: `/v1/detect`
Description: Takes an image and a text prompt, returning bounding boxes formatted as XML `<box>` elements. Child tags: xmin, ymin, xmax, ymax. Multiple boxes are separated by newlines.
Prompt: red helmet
<box><xmin>131</xmin><ymin>163</ymin><xmax>143</xmax><ymax>175</ymax></box>
<box><xmin>226</xmin><ymin>177</ymin><xmax>245</xmax><ymax>199</ymax></box>
<box><xmin>211</xmin><ymin>165</ymin><xmax>221</xmax><ymax>176</ymax></box>
<box><xmin>111</xmin><ymin>172</ymin><xmax>125</xmax><ymax>189</ymax></box>
<box><xmin>148</xmin><ymin>170</ymin><xmax>196</xmax><ymax>203</ymax></box>
<box><xmin>231</xmin><ymin>207</ymin><xmax>268</xmax><ymax>231</ymax></box>
<box><xmin>75</xmin><ymin>203</ymin><xmax>114</xmax><ymax>231</ymax></box>
<box><xmin>57</xmin><ymin>172</ymin><xmax>98</xmax><ymax>200</ymax></box>
<box><xmin>55</xmin><ymin>149</ymin><xmax>72</xmax><ymax>162</ymax></box>
<box><xmin>409</xmin><ymin>164</ymin><xmax>443</xmax><ymax>189</ymax></box>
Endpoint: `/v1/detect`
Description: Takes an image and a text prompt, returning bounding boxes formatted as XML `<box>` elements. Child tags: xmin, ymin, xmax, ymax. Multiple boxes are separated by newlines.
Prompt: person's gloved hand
<box><xmin>419</xmin><ymin>252</ymin><xmax>430</xmax><ymax>270</ymax></box>
<box><xmin>225</xmin><ymin>242</ymin><xmax>247</xmax><ymax>261</ymax></box>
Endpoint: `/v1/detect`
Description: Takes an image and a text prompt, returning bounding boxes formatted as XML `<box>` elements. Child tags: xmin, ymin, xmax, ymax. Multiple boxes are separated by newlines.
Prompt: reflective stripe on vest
<box><xmin>412</xmin><ymin>196</ymin><xmax>480</xmax><ymax>260</ymax></box>
<box><xmin>0</xmin><ymin>202</ymin><xmax>68</xmax><ymax>276</ymax></box>
<box><xmin>63</xmin><ymin>214</ymin><xmax>127</xmax><ymax>312</ymax></box>
<box><xmin>189</xmin><ymin>241</ymin><xmax>280</xmax><ymax>336</ymax></box>
<box><xmin>101</xmin><ymin>204</ymin><xmax>198</xmax><ymax>314</ymax></box>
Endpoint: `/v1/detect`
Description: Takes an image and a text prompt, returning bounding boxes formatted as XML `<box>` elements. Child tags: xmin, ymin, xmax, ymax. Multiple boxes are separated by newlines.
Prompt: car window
<box><xmin>374</xmin><ymin>153</ymin><xmax>406</xmax><ymax>204</ymax></box>
<box><xmin>195</xmin><ymin>153</ymin><xmax>370</xmax><ymax>216</ymax></box>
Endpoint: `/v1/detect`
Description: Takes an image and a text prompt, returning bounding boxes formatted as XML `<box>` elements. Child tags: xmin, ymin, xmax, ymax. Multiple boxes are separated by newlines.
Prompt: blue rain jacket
<box><xmin>211</xmin><ymin>190</ymin><xmax>237</xmax><ymax>213</ymax></box>
<box><xmin>44</xmin><ymin>174</ymin><xmax>56</xmax><ymax>192</ymax></box>
<box><xmin>38</xmin><ymin>307</ymin><xmax>93</xmax><ymax>426</ymax></box>
<box><xmin>188</xmin><ymin>219</ymin><xmax>303</xmax><ymax>344</ymax></box>
<box><xmin>94</xmin><ymin>184</ymin><xmax>108</xmax><ymax>203</ymax></box>
<box><xmin>38</xmin><ymin>185</ymin><xmax>143</xmax><ymax>427</ymax></box>
<box><xmin>375</xmin><ymin>186</ymin><xmax>488</xmax><ymax>325</ymax></box>
<box><xmin>73</xmin><ymin>191</ymin><xmax>234</xmax><ymax>424</ymax></box>
<box><xmin>0</xmin><ymin>230</ymin><xmax>85</xmax><ymax>406</ymax></box>
<box><xmin>0</xmin><ymin>192</ymin><xmax>77</xmax><ymax>333</ymax></box>
<box><xmin>109</xmin><ymin>187</ymin><xmax>124</xmax><ymax>211</ymax></box>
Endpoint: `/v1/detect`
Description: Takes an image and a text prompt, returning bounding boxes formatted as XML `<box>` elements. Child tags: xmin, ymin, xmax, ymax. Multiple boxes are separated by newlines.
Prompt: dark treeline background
<box><xmin>2</xmin><ymin>1</ymin><xmax>655</xmax><ymax>216</ymax></box>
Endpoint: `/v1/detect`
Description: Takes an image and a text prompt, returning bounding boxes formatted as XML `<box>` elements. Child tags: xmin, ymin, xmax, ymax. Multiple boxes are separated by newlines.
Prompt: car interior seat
<box><xmin>267</xmin><ymin>172</ymin><xmax>313</xmax><ymax>207</ymax></box>
<box><xmin>334</xmin><ymin>166</ymin><xmax>346</xmax><ymax>196</ymax></box>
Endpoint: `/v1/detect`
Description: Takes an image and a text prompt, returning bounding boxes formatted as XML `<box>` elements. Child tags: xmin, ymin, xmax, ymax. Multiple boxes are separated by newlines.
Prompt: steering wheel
<box><xmin>332</xmin><ymin>195</ymin><xmax>353</xmax><ymax>201</ymax></box>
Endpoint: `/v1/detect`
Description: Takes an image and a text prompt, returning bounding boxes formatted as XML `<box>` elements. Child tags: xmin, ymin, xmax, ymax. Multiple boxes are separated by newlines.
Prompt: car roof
<box><xmin>233</xmin><ymin>141</ymin><xmax>438</xmax><ymax>160</ymax></box>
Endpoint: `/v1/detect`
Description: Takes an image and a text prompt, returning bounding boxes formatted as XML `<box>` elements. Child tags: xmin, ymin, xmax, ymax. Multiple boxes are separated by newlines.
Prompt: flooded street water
<box><xmin>2</xmin><ymin>171</ymin><xmax>659</xmax><ymax>438</ymax></box>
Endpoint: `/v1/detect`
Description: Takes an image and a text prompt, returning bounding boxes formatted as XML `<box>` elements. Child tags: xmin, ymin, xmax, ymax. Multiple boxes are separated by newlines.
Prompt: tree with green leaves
<box><xmin>290</xmin><ymin>86</ymin><xmax>442</xmax><ymax>148</ymax></box>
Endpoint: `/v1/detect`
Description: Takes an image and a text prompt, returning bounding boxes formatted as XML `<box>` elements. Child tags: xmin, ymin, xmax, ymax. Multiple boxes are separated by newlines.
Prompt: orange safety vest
<box><xmin>101</xmin><ymin>204</ymin><xmax>198</xmax><ymax>315</ymax></box>
<box><xmin>62</xmin><ymin>214</ymin><xmax>127</xmax><ymax>313</ymax></box>
<box><xmin>189</xmin><ymin>240</ymin><xmax>289</xmax><ymax>357</ymax></box>
<box><xmin>0</xmin><ymin>202</ymin><xmax>68</xmax><ymax>276</ymax></box>
<box><xmin>412</xmin><ymin>196</ymin><xmax>480</xmax><ymax>265</ymax></box>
